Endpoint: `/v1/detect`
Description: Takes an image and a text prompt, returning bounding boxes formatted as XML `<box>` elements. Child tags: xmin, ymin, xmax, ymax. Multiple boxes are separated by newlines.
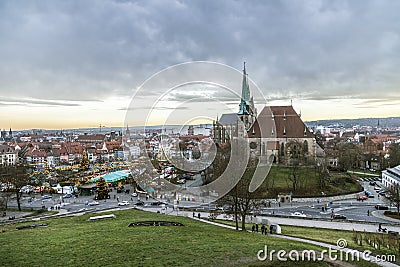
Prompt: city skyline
<box><xmin>1</xmin><ymin>0</ymin><xmax>400</xmax><ymax>129</ymax></box>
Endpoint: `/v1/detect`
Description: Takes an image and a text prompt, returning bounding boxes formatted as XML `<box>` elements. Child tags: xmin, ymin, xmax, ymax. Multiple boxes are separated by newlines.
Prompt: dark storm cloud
<box><xmin>0</xmin><ymin>0</ymin><xmax>399</xmax><ymax>102</ymax></box>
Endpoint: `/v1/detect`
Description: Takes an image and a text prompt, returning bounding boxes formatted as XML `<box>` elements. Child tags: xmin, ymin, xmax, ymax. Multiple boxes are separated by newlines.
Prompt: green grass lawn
<box><xmin>0</xmin><ymin>209</ymin><xmax>375</xmax><ymax>267</ymax></box>
<box><xmin>214</xmin><ymin>219</ymin><xmax>397</xmax><ymax>265</ymax></box>
<box><xmin>255</xmin><ymin>166</ymin><xmax>362</xmax><ymax>198</ymax></box>
<box><xmin>281</xmin><ymin>225</ymin><xmax>400</xmax><ymax>265</ymax></box>
<box><xmin>348</xmin><ymin>169</ymin><xmax>380</xmax><ymax>177</ymax></box>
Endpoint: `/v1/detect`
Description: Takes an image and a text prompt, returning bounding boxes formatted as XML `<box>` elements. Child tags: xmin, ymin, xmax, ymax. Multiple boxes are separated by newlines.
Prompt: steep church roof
<box><xmin>218</xmin><ymin>113</ymin><xmax>238</xmax><ymax>125</ymax></box>
<box><xmin>249</xmin><ymin>105</ymin><xmax>313</xmax><ymax>138</ymax></box>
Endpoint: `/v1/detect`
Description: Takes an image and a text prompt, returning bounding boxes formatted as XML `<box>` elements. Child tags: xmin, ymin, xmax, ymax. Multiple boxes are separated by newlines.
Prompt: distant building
<box><xmin>188</xmin><ymin>125</ymin><xmax>194</xmax><ymax>136</ymax></box>
<box><xmin>0</xmin><ymin>145</ymin><xmax>18</xmax><ymax>166</ymax></box>
<box><xmin>76</xmin><ymin>134</ymin><xmax>106</xmax><ymax>144</ymax></box>
<box><xmin>382</xmin><ymin>165</ymin><xmax>400</xmax><ymax>189</ymax></box>
<box><xmin>25</xmin><ymin>149</ymin><xmax>47</xmax><ymax>169</ymax></box>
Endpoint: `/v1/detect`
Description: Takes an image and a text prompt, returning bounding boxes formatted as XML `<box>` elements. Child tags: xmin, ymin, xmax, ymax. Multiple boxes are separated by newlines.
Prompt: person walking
<box><xmin>261</xmin><ymin>224</ymin><xmax>265</xmax><ymax>235</ymax></box>
<box><xmin>255</xmin><ymin>223</ymin><xmax>259</xmax><ymax>232</ymax></box>
<box><xmin>198</xmin><ymin>213</ymin><xmax>200</xmax><ymax>219</ymax></box>
<box><xmin>252</xmin><ymin>225</ymin><xmax>255</xmax><ymax>232</ymax></box>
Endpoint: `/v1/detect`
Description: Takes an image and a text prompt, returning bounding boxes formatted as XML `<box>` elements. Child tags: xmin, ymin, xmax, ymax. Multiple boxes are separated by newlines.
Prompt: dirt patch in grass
<box><xmin>384</xmin><ymin>211</ymin><xmax>400</xmax><ymax>220</ymax></box>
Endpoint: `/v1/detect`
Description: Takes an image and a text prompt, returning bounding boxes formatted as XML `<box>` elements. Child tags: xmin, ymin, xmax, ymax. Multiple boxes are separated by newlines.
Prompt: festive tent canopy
<box><xmin>89</xmin><ymin>170</ymin><xmax>130</xmax><ymax>183</ymax></box>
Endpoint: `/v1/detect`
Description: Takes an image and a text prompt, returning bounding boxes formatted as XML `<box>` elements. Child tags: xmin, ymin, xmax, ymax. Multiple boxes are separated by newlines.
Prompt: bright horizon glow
<box><xmin>2</xmin><ymin>97</ymin><xmax>400</xmax><ymax>130</ymax></box>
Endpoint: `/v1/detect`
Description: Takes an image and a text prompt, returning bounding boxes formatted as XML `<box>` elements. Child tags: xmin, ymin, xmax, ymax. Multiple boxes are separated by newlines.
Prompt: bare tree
<box><xmin>0</xmin><ymin>164</ymin><xmax>32</xmax><ymax>211</ymax></box>
<box><xmin>0</xmin><ymin>190</ymin><xmax>13</xmax><ymax>215</ymax></box>
<box><xmin>217</xmin><ymin>158</ymin><xmax>260</xmax><ymax>231</ymax></box>
<box><xmin>285</xmin><ymin>140</ymin><xmax>308</xmax><ymax>192</ymax></box>
<box><xmin>387</xmin><ymin>183</ymin><xmax>400</xmax><ymax>215</ymax></box>
<box><xmin>337</xmin><ymin>143</ymin><xmax>362</xmax><ymax>171</ymax></box>
<box><xmin>388</xmin><ymin>143</ymin><xmax>400</xmax><ymax>167</ymax></box>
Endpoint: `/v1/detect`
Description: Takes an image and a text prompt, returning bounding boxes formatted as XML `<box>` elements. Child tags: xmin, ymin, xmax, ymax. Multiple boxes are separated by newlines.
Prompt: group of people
<box><xmin>251</xmin><ymin>223</ymin><xmax>272</xmax><ymax>234</ymax></box>
<box><xmin>50</xmin><ymin>205</ymin><xmax>61</xmax><ymax>210</ymax></box>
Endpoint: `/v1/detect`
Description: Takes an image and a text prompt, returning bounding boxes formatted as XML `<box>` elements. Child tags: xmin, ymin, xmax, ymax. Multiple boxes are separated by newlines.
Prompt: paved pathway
<box><xmin>263</xmin><ymin>216</ymin><xmax>400</xmax><ymax>233</ymax></box>
<box><xmin>191</xmin><ymin>217</ymin><xmax>399</xmax><ymax>267</ymax></box>
<box><xmin>0</xmin><ymin>211</ymin><xmax>34</xmax><ymax>221</ymax></box>
<box><xmin>143</xmin><ymin>206</ymin><xmax>400</xmax><ymax>233</ymax></box>
<box><xmin>372</xmin><ymin>210</ymin><xmax>400</xmax><ymax>223</ymax></box>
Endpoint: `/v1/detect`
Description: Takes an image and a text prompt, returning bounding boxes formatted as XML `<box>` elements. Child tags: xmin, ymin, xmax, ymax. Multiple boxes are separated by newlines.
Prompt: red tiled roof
<box><xmin>76</xmin><ymin>134</ymin><xmax>105</xmax><ymax>142</ymax></box>
<box><xmin>0</xmin><ymin>145</ymin><xmax>15</xmax><ymax>153</ymax></box>
<box><xmin>249</xmin><ymin>106</ymin><xmax>313</xmax><ymax>139</ymax></box>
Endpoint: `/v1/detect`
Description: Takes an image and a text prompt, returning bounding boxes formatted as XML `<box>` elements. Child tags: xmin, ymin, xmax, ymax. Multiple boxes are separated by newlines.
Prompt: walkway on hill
<box><xmin>191</xmin><ymin>217</ymin><xmax>398</xmax><ymax>267</ymax></box>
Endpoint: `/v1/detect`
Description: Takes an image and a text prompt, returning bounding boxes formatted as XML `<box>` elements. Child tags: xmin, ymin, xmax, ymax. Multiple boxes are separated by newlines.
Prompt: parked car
<box><xmin>385</xmin><ymin>193</ymin><xmax>392</xmax><ymax>198</ymax></box>
<box><xmin>375</xmin><ymin>205</ymin><xmax>389</xmax><ymax>210</ymax></box>
<box><xmin>34</xmin><ymin>187</ymin><xmax>44</xmax><ymax>193</ymax></box>
<box><xmin>150</xmin><ymin>201</ymin><xmax>166</xmax><ymax>206</ymax></box>
<box><xmin>20</xmin><ymin>185</ymin><xmax>35</xmax><ymax>194</ymax></box>
<box><xmin>88</xmin><ymin>201</ymin><xmax>100</xmax><ymax>206</ymax></box>
<box><xmin>41</xmin><ymin>195</ymin><xmax>52</xmax><ymax>199</ymax></box>
<box><xmin>332</xmin><ymin>214</ymin><xmax>347</xmax><ymax>219</ymax></box>
<box><xmin>63</xmin><ymin>193</ymin><xmax>73</xmax><ymax>198</ymax></box>
<box><xmin>131</xmin><ymin>192</ymin><xmax>138</xmax><ymax>197</ymax></box>
<box><xmin>357</xmin><ymin>195</ymin><xmax>368</xmax><ymax>201</ymax></box>
<box><xmin>134</xmin><ymin>201</ymin><xmax>145</xmax><ymax>206</ymax></box>
<box><xmin>118</xmin><ymin>201</ymin><xmax>130</xmax><ymax>206</ymax></box>
<box><xmin>291</xmin><ymin>212</ymin><xmax>307</xmax><ymax>218</ymax></box>
<box><xmin>378</xmin><ymin>192</ymin><xmax>386</xmax><ymax>196</ymax></box>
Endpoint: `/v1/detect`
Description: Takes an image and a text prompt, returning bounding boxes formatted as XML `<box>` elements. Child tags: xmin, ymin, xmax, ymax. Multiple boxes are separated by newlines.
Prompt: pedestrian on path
<box><xmin>256</xmin><ymin>223</ymin><xmax>259</xmax><ymax>232</ymax></box>
<box><xmin>252</xmin><ymin>225</ymin><xmax>255</xmax><ymax>232</ymax></box>
<box><xmin>261</xmin><ymin>224</ymin><xmax>265</xmax><ymax>234</ymax></box>
<box><xmin>198</xmin><ymin>213</ymin><xmax>200</xmax><ymax>219</ymax></box>
<box><xmin>193</xmin><ymin>212</ymin><xmax>195</xmax><ymax>218</ymax></box>
<box><xmin>367</xmin><ymin>210</ymin><xmax>370</xmax><ymax>216</ymax></box>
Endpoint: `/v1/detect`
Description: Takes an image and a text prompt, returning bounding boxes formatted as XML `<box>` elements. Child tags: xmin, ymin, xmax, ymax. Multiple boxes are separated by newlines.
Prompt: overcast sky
<box><xmin>1</xmin><ymin>0</ymin><xmax>399</xmax><ymax>129</ymax></box>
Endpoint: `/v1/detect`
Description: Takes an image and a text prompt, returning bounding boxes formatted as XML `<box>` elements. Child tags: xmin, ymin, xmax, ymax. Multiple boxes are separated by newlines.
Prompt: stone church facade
<box><xmin>213</xmin><ymin>63</ymin><xmax>323</xmax><ymax>164</ymax></box>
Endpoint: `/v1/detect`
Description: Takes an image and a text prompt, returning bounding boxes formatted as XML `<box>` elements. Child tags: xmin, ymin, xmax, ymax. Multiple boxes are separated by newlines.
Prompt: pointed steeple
<box><xmin>238</xmin><ymin>62</ymin><xmax>251</xmax><ymax>115</ymax></box>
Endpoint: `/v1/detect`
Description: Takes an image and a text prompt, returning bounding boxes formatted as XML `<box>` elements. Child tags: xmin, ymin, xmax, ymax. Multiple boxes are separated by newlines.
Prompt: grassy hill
<box><xmin>0</xmin><ymin>209</ymin><xmax>363</xmax><ymax>267</ymax></box>
<box><xmin>254</xmin><ymin>166</ymin><xmax>362</xmax><ymax>198</ymax></box>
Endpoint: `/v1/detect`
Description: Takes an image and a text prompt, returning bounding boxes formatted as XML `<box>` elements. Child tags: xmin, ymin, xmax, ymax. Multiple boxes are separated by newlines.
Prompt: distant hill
<box><xmin>306</xmin><ymin>117</ymin><xmax>400</xmax><ymax>128</ymax></box>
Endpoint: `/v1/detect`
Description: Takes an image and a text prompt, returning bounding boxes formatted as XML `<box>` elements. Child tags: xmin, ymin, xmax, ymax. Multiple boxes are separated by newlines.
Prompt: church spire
<box><xmin>238</xmin><ymin>62</ymin><xmax>251</xmax><ymax>115</ymax></box>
